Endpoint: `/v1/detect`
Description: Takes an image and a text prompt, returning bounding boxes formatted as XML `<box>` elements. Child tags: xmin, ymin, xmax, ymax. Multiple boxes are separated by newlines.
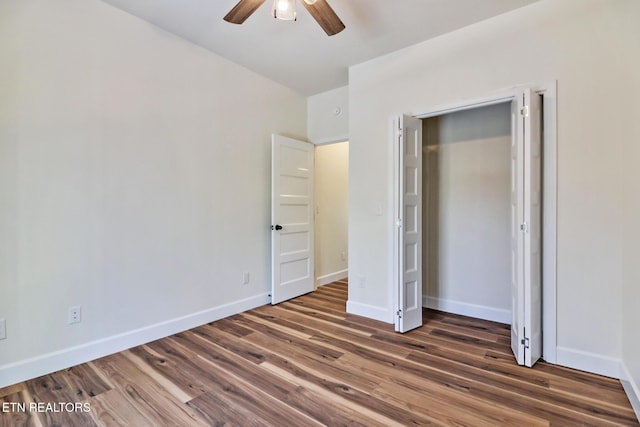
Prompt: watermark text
<box><xmin>2</xmin><ymin>401</ymin><xmax>91</xmax><ymax>413</ymax></box>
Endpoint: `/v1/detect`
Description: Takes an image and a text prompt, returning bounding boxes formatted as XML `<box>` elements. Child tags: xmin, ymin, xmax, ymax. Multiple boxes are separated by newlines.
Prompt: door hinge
<box><xmin>521</xmin><ymin>337</ymin><xmax>530</xmax><ymax>349</ymax></box>
<box><xmin>395</xmin><ymin>218</ymin><xmax>402</xmax><ymax>228</ymax></box>
<box><xmin>520</xmin><ymin>222</ymin><xmax>528</xmax><ymax>232</ymax></box>
<box><xmin>520</xmin><ymin>105</ymin><xmax>529</xmax><ymax>117</ymax></box>
<box><xmin>396</xmin><ymin>309</ymin><xmax>402</xmax><ymax>319</ymax></box>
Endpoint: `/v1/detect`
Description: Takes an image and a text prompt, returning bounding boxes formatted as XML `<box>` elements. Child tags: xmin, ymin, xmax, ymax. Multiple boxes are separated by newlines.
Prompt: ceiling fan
<box><xmin>224</xmin><ymin>0</ymin><xmax>345</xmax><ymax>36</ymax></box>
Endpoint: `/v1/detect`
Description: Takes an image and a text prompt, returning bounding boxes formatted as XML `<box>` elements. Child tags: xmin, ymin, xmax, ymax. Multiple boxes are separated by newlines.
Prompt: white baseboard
<box><xmin>316</xmin><ymin>269</ymin><xmax>348</xmax><ymax>287</ymax></box>
<box><xmin>346</xmin><ymin>300</ymin><xmax>392</xmax><ymax>323</ymax></box>
<box><xmin>0</xmin><ymin>293</ymin><xmax>271</xmax><ymax>389</ymax></box>
<box><xmin>423</xmin><ymin>296</ymin><xmax>511</xmax><ymax>324</ymax></box>
<box><xmin>556</xmin><ymin>346</ymin><xmax>623</xmax><ymax>379</ymax></box>
<box><xmin>621</xmin><ymin>362</ymin><xmax>640</xmax><ymax>422</ymax></box>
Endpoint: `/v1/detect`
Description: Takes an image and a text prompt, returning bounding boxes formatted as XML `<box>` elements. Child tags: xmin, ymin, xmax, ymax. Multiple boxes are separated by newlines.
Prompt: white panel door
<box><xmin>511</xmin><ymin>89</ymin><xmax>542</xmax><ymax>366</ymax></box>
<box><xmin>394</xmin><ymin>115</ymin><xmax>423</xmax><ymax>333</ymax></box>
<box><xmin>271</xmin><ymin>134</ymin><xmax>315</xmax><ymax>304</ymax></box>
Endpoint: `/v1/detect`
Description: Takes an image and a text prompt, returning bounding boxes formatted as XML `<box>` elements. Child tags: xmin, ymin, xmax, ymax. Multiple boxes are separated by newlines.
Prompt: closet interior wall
<box><xmin>422</xmin><ymin>103</ymin><xmax>513</xmax><ymax>323</ymax></box>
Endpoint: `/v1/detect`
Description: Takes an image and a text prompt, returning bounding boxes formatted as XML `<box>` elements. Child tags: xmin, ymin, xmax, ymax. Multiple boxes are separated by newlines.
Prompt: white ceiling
<box><xmin>101</xmin><ymin>0</ymin><xmax>539</xmax><ymax>96</ymax></box>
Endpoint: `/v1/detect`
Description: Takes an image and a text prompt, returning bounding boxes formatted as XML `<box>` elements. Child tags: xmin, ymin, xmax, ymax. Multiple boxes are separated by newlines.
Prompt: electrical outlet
<box><xmin>68</xmin><ymin>306</ymin><xmax>81</xmax><ymax>325</ymax></box>
<box><xmin>358</xmin><ymin>275</ymin><xmax>366</xmax><ymax>288</ymax></box>
<box><xmin>242</xmin><ymin>271</ymin><xmax>250</xmax><ymax>285</ymax></box>
<box><xmin>341</xmin><ymin>251</ymin><xmax>346</xmax><ymax>262</ymax></box>
<box><xmin>0</xmin><ymin>318</ymin><xmax>6</xmax><ymax>340</ymax></box>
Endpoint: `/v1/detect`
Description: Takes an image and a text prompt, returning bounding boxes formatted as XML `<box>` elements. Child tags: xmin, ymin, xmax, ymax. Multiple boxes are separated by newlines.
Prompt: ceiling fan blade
<box><xmin>300</xmin><ymin>0</ymin><xmax>345</xmax><ymax>36</ymax></box>
<box><xmin>223</xmin><ymin>0</ymin><xmax>267</xmax><ymax>24</ymax></box>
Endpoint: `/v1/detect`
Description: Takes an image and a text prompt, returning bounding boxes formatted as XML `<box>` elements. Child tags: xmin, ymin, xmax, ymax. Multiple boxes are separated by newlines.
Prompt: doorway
<box><xmin>314</xmin><ymin>141</ymin><xmax>349</xmax><ymax>287</ymax></box>
<box><xmin>393</xmin><ymin>85</ymin><xmax>557</xmax><ymax>366</ymax></box>
<box><xmin>270</xmin><ymin>135</ymin><xmax>349</xmax><ymax>304</ymax></box>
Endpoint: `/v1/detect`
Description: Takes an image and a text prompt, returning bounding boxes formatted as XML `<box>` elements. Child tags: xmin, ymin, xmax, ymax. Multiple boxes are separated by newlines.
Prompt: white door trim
<box><xmin>410</xmin><ymin>82</ymin><xmax>558</xmax><ymax>363</ymax></box>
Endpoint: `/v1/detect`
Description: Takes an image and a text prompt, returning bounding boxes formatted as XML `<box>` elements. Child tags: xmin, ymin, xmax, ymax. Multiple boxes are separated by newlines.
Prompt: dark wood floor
<box><xmin>1</xmin><ymin>280</ymin><xmax>638</xmax><ymax>426</ymax></box>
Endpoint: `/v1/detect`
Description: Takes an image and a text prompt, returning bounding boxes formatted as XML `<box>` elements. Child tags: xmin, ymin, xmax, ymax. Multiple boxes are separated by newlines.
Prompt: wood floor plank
<box><xmin>249</xmin><ymin>331</ymin><xmax>446</xmax><ymax>425</ymax></box>
<box><xmin>331</xmin><ymin>344</ymin><xmax>553</xmax><ymax>426</ymax></box>
<box><xmin>415</xmin><ymin>317</ymin><xmax>507</xmax><ymax>343</ymax></box>
<box><xmin>250</xmin><ymin>306</ymin><xmax>390</xmax><ymax>352</ymax></box>
<box><xmin>261</xmin><ymin>361</ymin><xmax>428</xmax><ymax>427</ymax></box>
<box><xmin>0</xmin><ymin>390</ymin><xmax>43</xmax><ymax>427</ymax></box>
<box><xmin>437</xmin><ymin>311</ymin><xmax>511</xmax><ymax>337</ymax></box>
<box><xmin>339</xmin><ymin>352</ymin><xmax>590</xmax><ymax>427</ymax></box>
<box><xmin>279</xmin><ymin>301</ymin><xmax>380</xmax><ymax>335</ymax></box>
<box><xmin>232</xmin><ymin>314</ymin><xmax>345</xmax><ymax>361</ymax></box>
<box><xmin>234</xmin><ymin>326</ymin><xmax>442</xmax><ymax>424</ymax></box>
<box><xmin>54</xmin><ymin>363</ymin><xmax>113</xmax><ymax>400</ymax></box>
<box><xmin>1</xmin><ymin>280</ymin><xmax>637</xmax><ymax>426</ymax></box>
<box><xmin>164</xmin><ymin>336</ymin><xmax>324</xmax><ymax>426</ymax></box>
<box><xmin>246</xmin><ymin>326</ymin><xmax>382</xmax><ymax>391</ymax></box>
<box><xmin>91</xmin><ymin>353</ymin><xmax>209</xmax><ymax>427</ymax></box>
<box><xmin>371</xmin><ymin>380</ymin><xmax>550</xmax><ymax>427</ymax></box>
<box><xmin>192</xmin><ymin>359</ymin><xmax>321</xmax><ymax>427</ymax></box>
<box><xmin>12</xmin><ymin>363</ymin><xmax>111</xmax><ymax>426</ymax></box>
<box><xmin>485</xmin><ymin>349</ymin><xmax>635</xmax><ymax>407</ymax></box>
<box><xmin>254</xmin><ymin>304</ymin><xmax>374</xmax><ymax>337</ymax></box>
<box><xmin>88</xmin><ymin>389</ymin><xmax>164</xmax><ymax>427</ymax></box>
<box><xmin>186</xmin><ymin>391</ymin><xmax>274</xmax><ymax>427</ymax></box>
<box><xmin>209</xmin><ymin>316</ymin><xmax>255</xmax><ymax>338</ymax></box>
<box><xmin>121</xmin><ymin>350</ymin><xmax>194</xmax><ymax>404</ymax></box>
<box><xmin>405</xmin><ymin>351</ymin><xmax>637</xmax><ymax>426</ymax></box>
<box><xmin>26</xmin><ymin>375</ymin><xmax>99</xmax><ymax>427</ymax></box>
<box><xmin>314</xmin><ymin>286</ymin><xmax>346</xmax><ymax>299</ymax></box>
<box><xmin>0</xmin><ymin>383</ymin><xmax>26</xmax><ymax>399</ymax></box>
<box><xmin>413</xmin><ymin>343</ymin><xmax>551</xmax><ymax>388</ymax></box>
<box><xmin>177</xmin><ymin>327</ymin><xmax>386</xmax><ymax>425</ymax></box>
<box><xmin>283</xmin><ymin>385</ymin><xmax>383</xmax><ymax>427</ymax></box>
<box><xmin>170</xmin><ymin>331</ymin><xmax>298</xmax><ymax>399</ymax></box>
<box><xmin>192</xmin><ymin>324</ymin><xmax>269</xmax><ymax>365</ymax></box>
<box><xmin>287</xmin><ymin>298</ymin><xmax>350</xmax><ymax>319</ymax></box>
<box><xmin>127</xmin><ymin>344</ymin><xmax>206</xmax><ymax>401</ymax></box>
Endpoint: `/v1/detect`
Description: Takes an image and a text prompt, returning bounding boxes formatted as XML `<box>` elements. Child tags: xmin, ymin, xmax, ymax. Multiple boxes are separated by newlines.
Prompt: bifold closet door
<box><xmin>394</xmin><ymin>115</ymin><xmax>423</xmax><ymax>333</ymax></box>
<box><xmin>510</xmin><ymin>89</ymin><xmax>542</xmax><ymax>367</ymax></box>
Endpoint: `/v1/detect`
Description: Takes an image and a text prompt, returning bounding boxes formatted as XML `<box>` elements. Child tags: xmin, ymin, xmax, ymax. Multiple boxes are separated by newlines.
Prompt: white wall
<box><xmin>307</xmin><ymin>86</ymin><xmax>349</xmax><ymax>144</ymax></box>
<box><xmin>622</xmin><ymin>37</ymin><xmax>640</xmax><ymax>416</ymax></box>
<box><xmin>0</xmin><ymin>0</ymin><xmax>306</xmax><ymax>387</ymax></box>
<box><xmin>623</xmin><ymin>206</ymin><xmax>640</xmax><ymax>417</ymax></box>
<box><xmin>423</xmin><ymin>104</ymin><xmax>511</xmax><ymax>323</ymax></box>
<box><xmin>314</xmin><ymin>142</ymin><xmax>349</xmax><ymax>286</ymax></box>
<box><xmin>348</xmin><ymin>0</ymin><xmax>639</xmax><ymax>382</ymax></box>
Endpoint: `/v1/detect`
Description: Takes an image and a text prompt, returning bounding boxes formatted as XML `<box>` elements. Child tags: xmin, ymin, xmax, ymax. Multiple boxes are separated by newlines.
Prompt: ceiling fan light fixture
<box><xmin>224</xmin><ymin>0</ymin><xmax>344</xmax><ymax>36</ymax></box>
<box><xmin>273</xmin><ymin>0</ymin><xmax>296</xmax><ymax>21</ymax></box>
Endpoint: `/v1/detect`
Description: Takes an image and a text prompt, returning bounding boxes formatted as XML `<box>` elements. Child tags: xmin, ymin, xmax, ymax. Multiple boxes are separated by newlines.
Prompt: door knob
<box><xmin>273</xmin><ymin>225</ymin><xmax>283</xmax><ymax>230</ymax></box>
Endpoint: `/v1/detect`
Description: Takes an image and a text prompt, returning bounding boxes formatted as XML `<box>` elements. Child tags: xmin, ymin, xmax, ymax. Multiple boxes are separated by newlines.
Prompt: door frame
<box><xmin>397</xmin><ymin>81</ymin><xmax>557</xmax><ymax>363</ymax></box>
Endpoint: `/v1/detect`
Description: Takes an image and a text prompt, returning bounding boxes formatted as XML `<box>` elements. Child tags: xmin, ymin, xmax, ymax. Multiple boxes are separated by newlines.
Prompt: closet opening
<box><xmin>393</xmin><ymin>84</ymin><xmax>557</xmax><ymax>366</ymax></box>
<box><xmin>422</xmin><ymin>102</ymin><xmax>513</xmax><ymax>325</ymax></box>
